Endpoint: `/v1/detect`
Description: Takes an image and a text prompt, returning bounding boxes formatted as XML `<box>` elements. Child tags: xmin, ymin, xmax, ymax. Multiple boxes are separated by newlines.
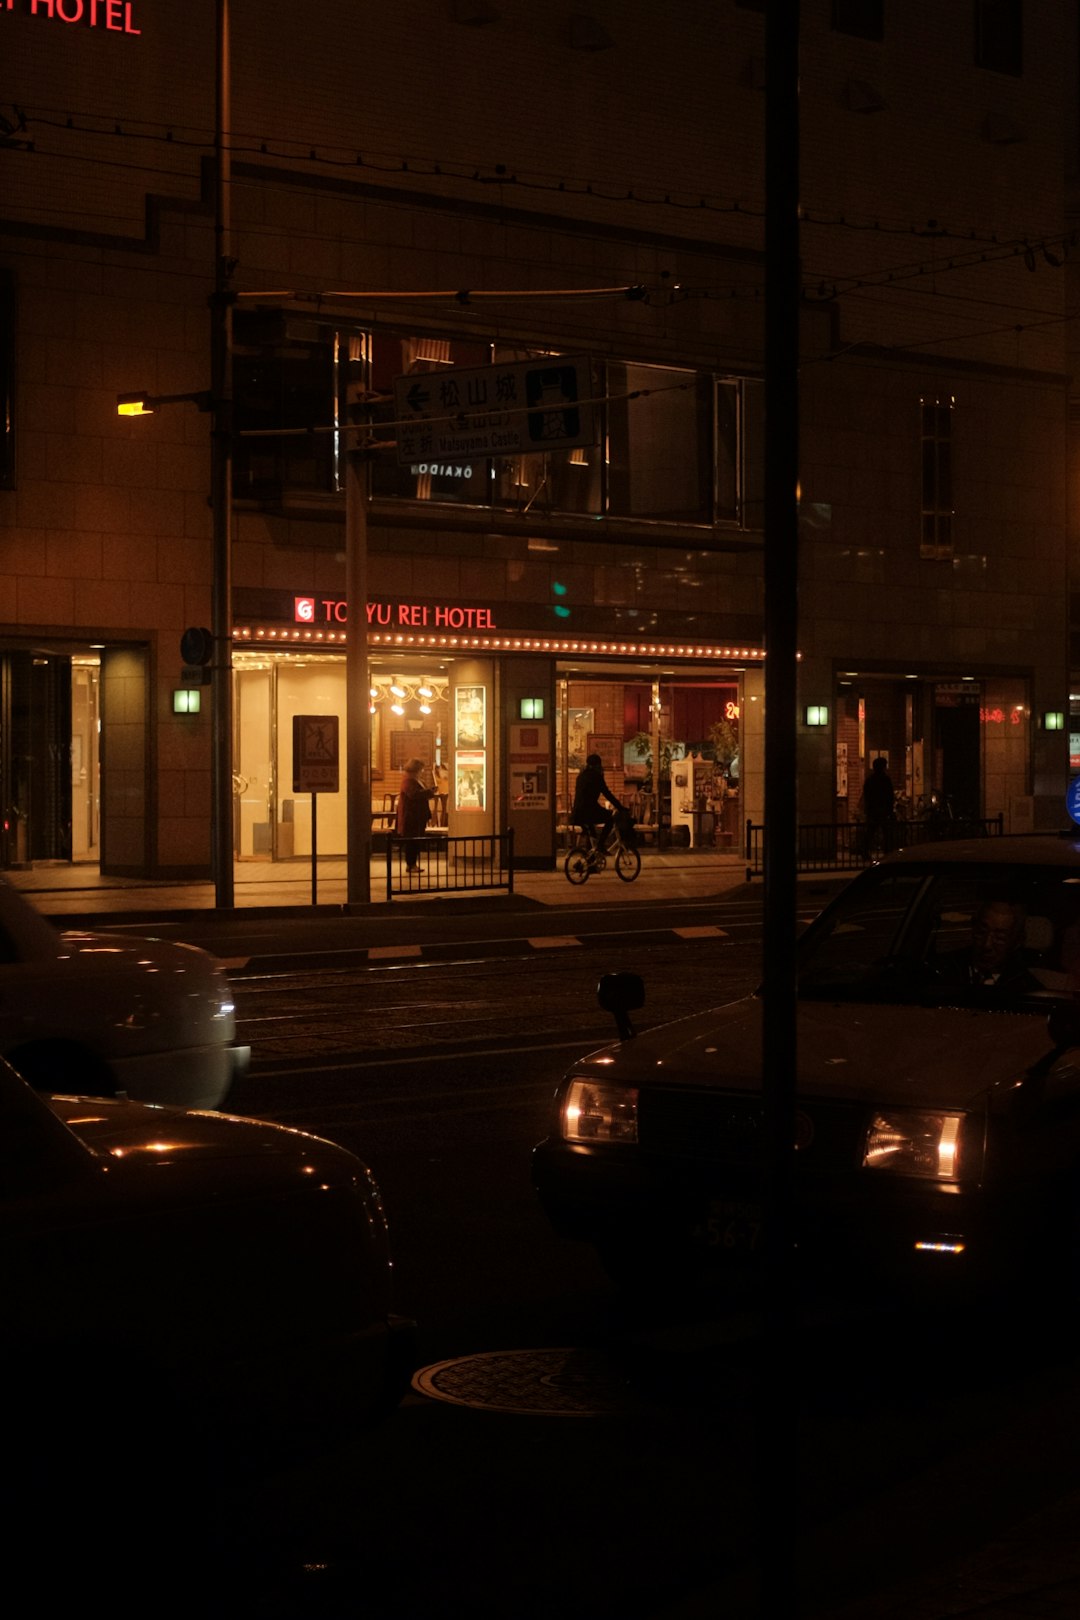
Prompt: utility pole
<box><xmin>759</xmin><ymin>1</ymin><xmax>801</xmax><ymax>1615</ymax></box>
<box><xmin>345</xmin><ymin>414</ymin><xmax>372</xmax><ymax>904</ymax></box>
<box><xmin>217</xmin><ymin>400</ymin><xmax>371</xmax><ymax>901</ymax></box>
<box><xmin>209</xmin><ymin>0</ymin><xmax>235</xmax><ymax>908</ymax></box>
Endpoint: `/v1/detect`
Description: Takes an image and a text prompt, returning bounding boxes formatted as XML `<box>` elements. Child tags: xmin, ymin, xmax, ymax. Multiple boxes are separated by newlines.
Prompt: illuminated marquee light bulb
<box><xmin>390</xmin><ymin>683</ymin><xmax>406</xmax><ymax>698</ymax></box>
<box><xmin>391</xmin><ymin>703</ymin><xmax>405</xmax><ymax>716</ymax></box>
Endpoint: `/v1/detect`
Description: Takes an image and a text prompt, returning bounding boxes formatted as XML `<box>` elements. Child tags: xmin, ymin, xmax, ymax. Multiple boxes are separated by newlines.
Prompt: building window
<box><xmin>975</xmin><ymin>0</ymin><xmax>1022</xmax><ymax>75</ymax></box>
<box><xmin>0</xmin><ymin>270</ymin><xmax>14</xmax><ymax>490</ymax></box>
<box><xmin>716</xmin><ymin>377</ymin><xmax>764</xmax><ymax>529</ymax></box>
<box><xmin>237</xmin><ymin>316</ymin><xmax>763</xmax><ymax>532</ymax></box>
<box><xmin>920</xmin><ymin>396</ymin><xmax>954</xmax><ymax>558</ymax></box>
<box><xmin>606</xmin><ymin>362</ymin><xmax>713</xmax><ymax>524</ymax></box>
<box><xmin>368</xmin><ymin>331</ymin><xmax>495</xmax><ymax>508</ymax></box>
<box><xmin>832</xmin><ymin>1</ymin><xmax>884</xmax><ymax>40</ymax></box>
<box><xmin>233</xmin><ymin>311</ymin><xmax>338</xmax><ymax>500</ymax></box>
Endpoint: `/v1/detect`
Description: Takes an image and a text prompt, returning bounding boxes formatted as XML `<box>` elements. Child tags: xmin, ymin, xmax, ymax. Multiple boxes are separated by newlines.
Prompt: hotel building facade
<box><xmin>1</xmin><ymin>0</ymin><xmax>1074</xmax><ymax>877</ymax></box>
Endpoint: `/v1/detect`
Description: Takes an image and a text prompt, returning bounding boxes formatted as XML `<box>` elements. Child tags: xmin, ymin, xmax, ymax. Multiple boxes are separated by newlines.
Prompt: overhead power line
<box><xmin>10</xmin><ymin>100</ymin><xmax>1068</xmax><ymax>254</ymax></box>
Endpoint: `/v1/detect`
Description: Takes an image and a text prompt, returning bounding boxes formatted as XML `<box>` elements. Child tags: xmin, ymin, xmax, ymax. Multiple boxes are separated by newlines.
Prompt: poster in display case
<box><xmin>455</xmin><ymin>750</ymin><xmax>486</xmax><ymax>811</ymax></box>
<box><xmin>391</xmin><ymin>730</ymin><xmax>434</xmax><ymax>770</ymax></box>
<box><xmin>509</xmin><ymin>722</ymin><xmax>551</xmax><ymax>809</ymax></box>
<box><xmin>587</xmin><ymin>734</ymin><xmax>623</xmax><ymax>774</ymax></box>
<box><xmin>566</xmin><ymin>708</ymin><xmax>593</xmax><ymax>770</ymax></box>
<box><xmin>455</xmin><ymin>686</ymin><xmax>486</xmax><ymax>749</ymax></box>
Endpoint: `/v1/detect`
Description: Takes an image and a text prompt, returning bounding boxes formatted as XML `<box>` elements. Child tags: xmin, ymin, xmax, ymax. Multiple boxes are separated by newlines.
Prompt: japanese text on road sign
<box><xmin>394</xmin><ymin>356</ymin><xmax>595</xmax><ymax>466</ymax></box>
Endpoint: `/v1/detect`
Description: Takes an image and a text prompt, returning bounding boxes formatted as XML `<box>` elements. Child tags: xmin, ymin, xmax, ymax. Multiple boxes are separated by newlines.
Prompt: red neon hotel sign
<box><xmin>3</xmin><ymin>0</ymin><xmax>141</xmax><ymax>33</ymax></box>
<box><xmin>295</xmin><ymin>597</ymin><xmax>498</xmax><ymax>630</ymax></box>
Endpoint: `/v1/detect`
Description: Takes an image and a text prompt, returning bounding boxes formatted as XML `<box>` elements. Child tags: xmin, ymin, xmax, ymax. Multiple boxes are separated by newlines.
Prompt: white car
<box><xmin>0</xmin><ymin>877</ymin><xmax>248</xmax><ymax>1109</ymax></box>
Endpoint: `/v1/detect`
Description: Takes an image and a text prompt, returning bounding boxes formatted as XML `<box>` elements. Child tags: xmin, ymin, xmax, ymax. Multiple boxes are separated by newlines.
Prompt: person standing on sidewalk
<box><xmin>861</xmin><ymin>756</ymin><xmax>895</xmax><ymax>858</ymax></box>
<box><xmin>396</xmin><ymin>757</ymin><xmax>434</xmax><ymax>871</ymax></box>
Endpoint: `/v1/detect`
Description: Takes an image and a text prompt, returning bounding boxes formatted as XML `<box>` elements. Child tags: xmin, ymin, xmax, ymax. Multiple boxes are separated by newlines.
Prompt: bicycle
<box><xmin>563</xmin><ymin>812</ymin><xmax>641</xmax><ymax>884</ymax></box>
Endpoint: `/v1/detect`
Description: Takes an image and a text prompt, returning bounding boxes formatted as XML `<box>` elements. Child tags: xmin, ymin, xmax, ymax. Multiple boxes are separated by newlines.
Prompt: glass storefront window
<box><xmin>234</xmin><ymin>317</ymin><xmax>763</xmax><ymax>529</ymax></box>
<box><xmin>605</xmin><ymin>362</ymin><xmax>713</xmax><ymax>524</ymax></box>
<box><xmin>557</xmin><ymin>670</ymin><xmax>741</xmax><ymax>849</ymax></box>
<box><xmin>233</xmin><ymin>312</ymin><xmax>337</xmax><ymax>499</ymax></box>
<box><xmin>233</xmin><ymin>652</ymin><xmax>453</xmax><ymax>860</ymax></box>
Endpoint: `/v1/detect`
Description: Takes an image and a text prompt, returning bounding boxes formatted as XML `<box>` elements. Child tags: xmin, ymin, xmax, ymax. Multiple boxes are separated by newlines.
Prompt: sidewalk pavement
<box><xmin>4</xmin><ymin>847</ymin><xmax>759</xmax><ymax>920</ymax></box>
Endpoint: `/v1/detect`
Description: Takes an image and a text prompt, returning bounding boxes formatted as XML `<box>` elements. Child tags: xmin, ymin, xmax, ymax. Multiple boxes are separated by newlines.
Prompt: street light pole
<box><xmin>210</xmin><ymin>0</ymin><xmax>234</xmax><ymax>907</ymax></box>
<box><xmin>345</xmin><ymin>440</ymin><xmax>372</xmax><ymax>904</ymax></box>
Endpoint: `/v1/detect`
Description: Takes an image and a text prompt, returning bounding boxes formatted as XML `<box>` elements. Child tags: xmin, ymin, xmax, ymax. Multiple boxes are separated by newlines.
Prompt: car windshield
<box><xmin>797</xmin><ymin>863</ymin><xmax>1080</xmax><ymax>1008</ymax></box>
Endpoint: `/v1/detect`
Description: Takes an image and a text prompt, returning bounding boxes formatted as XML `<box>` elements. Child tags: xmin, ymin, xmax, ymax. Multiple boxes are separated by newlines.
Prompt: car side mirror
<box><xmin>597</xmin><ymin>972</ymin><xmax>645</xmax><ymax>1041</ymax></box>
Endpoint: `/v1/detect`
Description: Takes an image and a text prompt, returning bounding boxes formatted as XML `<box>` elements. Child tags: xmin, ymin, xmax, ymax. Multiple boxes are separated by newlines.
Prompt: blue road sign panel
<box><xmin>394</xmin><ymin>356</ymin><xmax>594</xmax><ymax>466</ymax></box>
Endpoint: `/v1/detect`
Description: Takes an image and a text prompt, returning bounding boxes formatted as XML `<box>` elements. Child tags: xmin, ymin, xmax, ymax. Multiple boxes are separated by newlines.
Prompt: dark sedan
<box><xmin>533</xmin><ymin>836</ymin><xmax>1080</xmax><ymax>1306</ymax></box>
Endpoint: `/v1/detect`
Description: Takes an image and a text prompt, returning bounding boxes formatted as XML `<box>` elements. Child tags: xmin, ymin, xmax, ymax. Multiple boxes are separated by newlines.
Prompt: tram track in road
<box><xmin>229</xmin><ymin>931</ymin><xmax>763</xmax><ymax>1071</ymax></box>
<box><xmin>222</xmin><ymin>895</ymin><xmax>768</xmax><ymax>989</ymax></box>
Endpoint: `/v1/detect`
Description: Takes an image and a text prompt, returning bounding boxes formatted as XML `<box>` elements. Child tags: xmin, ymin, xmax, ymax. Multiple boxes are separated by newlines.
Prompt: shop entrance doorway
<box><xmin>556</xmin><ymin>667</ymin><xmax>742</xmax><ymax>848</ymax></box>
<box><xmin>0</xmin><ymin>650</ymin><xmax>77</xmax><ymax>867</ymax></box>
<box><xmin>936</xmin><ymin>695</ymin><xmax>982</xmax><ymax>819</ymax></box>
<box><xmin>71</xmin><ymin>658</ymin><xmax>100</xmax><ymax>861</ymax></box>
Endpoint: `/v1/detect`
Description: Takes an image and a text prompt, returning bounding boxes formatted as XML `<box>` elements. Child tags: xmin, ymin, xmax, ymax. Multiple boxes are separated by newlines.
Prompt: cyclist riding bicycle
<box><xmin>572</xmin><ymin>752</ymin><xmax>625</xmax><ymax>856</ymax></box>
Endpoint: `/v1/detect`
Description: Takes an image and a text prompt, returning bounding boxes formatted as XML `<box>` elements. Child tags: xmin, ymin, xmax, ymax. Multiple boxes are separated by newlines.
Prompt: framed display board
<box><xmin>455</xmin><ymin>685</ymin><xmax>486</xmax><ymax>748</ymax></box>
<box><xmin>455</xmin><ymin>750</ymin><xmax>486</xmax><ymax>811</ymax></box>
<box><xmin>391</xmin><ymin>730</ymin><xmax>434</xmax><ymax>769</ymax></box>
<box><xmin>565</xmin><ymin>708</ymin><xmax>593</xmax><ymax>769</ymax></box>
<box><xmin>587</xmin><ymin>734</ymin><xmax>623</xmax><ymax>773</ymax></box>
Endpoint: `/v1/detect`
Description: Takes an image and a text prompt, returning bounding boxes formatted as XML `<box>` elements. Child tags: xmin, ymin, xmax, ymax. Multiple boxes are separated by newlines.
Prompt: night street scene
<box><xmin>6</xmin><ymin>2</ymin><xmax>1080</xmax><ymax>1616</ymax></box>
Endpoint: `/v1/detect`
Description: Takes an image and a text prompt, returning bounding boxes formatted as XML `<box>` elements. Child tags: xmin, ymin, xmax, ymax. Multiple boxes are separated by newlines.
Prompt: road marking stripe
<box><xmin>528</xmin><ymin>935</ymin><xmax>583</xmax><ymax>949</ymax></box>
<box><xmin>673</xmin><ymin>925</ymin><xmax>728</xmax><ymax>939</ymax></box>
<box><xmin>367</xmin><ymin>943</ymin><xmax>423</xmax><ymax>959</ymax></box>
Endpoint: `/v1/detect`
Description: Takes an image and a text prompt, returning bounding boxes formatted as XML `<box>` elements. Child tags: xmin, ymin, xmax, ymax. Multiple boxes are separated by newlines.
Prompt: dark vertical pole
<box><xmin>210</xmin><ymin>0</ymin><xmax>234</xmax><ymax>907</ymax></box>
<box><xmin>760</xmin><ymin>2</ymin><xmax>801</xmax><ymax>1618</ymax></box>
<box><xmin>311</xmin><ymin>792</ymin><xmax>318</xmax><ymax>905</ymax></box>
<box><xmin>346</xmin><ymin>445</ymin><xmax>373</xmax><ymax>903</ymax></box>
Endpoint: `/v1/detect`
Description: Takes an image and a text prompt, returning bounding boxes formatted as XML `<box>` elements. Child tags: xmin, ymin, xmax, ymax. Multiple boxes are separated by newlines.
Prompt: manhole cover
<box><xmin>411</xmin><ymin>1347</ymin><xmax>642</xmax><ymax>1416</ymax></box>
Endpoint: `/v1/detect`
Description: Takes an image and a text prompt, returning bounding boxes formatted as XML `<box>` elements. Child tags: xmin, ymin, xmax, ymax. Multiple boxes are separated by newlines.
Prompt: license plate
<box><xmin>692</xmin><ymin>1199</ymin><xmax>764</xmax><ymax>1253</ymax></box>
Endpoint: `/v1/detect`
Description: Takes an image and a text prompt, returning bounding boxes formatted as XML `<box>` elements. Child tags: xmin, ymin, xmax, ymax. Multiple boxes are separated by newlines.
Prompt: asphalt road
<box><xmin>199</xmin><ymin>913</ymin><xmax>1080</xmax><ymax>1620</ymax></box>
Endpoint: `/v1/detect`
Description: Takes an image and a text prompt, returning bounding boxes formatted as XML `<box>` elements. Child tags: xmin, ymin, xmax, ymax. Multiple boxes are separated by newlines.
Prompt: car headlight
<box><xmin>560</xmin><ymin>1078</ymin><xmax>639</xmax><ymax>1144</ymax></box>
<box><xmin>863</xmin><ymin>1110</ymin><xmax>965</xmax><ymax>1179</ymax></box>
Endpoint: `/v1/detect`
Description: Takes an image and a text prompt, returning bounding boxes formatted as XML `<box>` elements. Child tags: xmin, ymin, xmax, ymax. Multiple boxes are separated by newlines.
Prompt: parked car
<box><xmin>533</xmin><ymin>836</ymin><xmax>1080</xmax><ymax>1305</ymax></box>
<box><xmin>0</xmin><ymin>876</ymin><xmax>248</xmax><ymax>1108</ymax></box>
<box><xmin>2</xmin><ymin>1052</ymin><xmax>415</xmax><ymax>1579</ymax></box>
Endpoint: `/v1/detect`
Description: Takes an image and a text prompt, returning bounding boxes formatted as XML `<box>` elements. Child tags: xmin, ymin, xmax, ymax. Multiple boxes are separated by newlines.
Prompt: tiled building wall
<box><xmin>1</xmin><ymin>1</ymin><xmax>1074</xmax><ymax>869</ymax></box>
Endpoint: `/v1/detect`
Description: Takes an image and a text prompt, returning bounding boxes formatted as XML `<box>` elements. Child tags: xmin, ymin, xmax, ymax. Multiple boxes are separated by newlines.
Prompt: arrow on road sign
<box><xmin>406</xmin><ymin>383</ymin><xmax>430</xmax><ymax>411</ymax></box>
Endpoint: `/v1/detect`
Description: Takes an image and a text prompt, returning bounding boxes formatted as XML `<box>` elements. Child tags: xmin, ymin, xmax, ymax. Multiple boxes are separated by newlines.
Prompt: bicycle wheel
<box><xmin>564</xmin><ymin>848</ymin><xmax>591</xmax><ymax>885</ymax></box>
<box><xmin>615</xmin><ymin>844</ymin><xmax>641</xmax><ymax>882</ymax></box>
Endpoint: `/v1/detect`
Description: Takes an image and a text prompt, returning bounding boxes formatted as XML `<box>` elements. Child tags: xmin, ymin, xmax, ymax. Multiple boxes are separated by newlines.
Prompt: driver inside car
<box><xmin>936</xmin><ymin>894</ymin><xmax>1043</xmax><ymax>993</ymax></box>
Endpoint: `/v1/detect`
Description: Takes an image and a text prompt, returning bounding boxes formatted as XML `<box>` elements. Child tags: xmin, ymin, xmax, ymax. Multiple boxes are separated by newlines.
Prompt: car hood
<box><xmin>582</xmin><ymin>996</ymin><xmax>1057</xmax><ymax>1111</ymax></box>
<box><xmin>45</xmin><ymin>1092</ymin><xmax>374</xmax><ymax>1196</ymax></box>
<box><xmin>57</xmin><ymin>927</ymin><xmax>218</xmax><ymax>975</ymax></box>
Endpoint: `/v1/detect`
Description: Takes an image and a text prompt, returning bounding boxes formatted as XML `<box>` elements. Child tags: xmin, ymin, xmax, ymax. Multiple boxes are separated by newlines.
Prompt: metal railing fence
<box><xmin>384</xmin><ymin>830</ymin><xmax>514</xmax><ymax>900</ymax></box>
<box><xmin>744</xmin><ymin>813</ymin><xmax>1005</xmax><ymax>880</ymax></box>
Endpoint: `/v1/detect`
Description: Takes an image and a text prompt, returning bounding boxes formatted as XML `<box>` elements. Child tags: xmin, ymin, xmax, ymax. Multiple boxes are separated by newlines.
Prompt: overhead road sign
<box><xmin>394</xmin><ymin>356</ymin><xmax>595</xmax><ymax>466</ymax></box>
